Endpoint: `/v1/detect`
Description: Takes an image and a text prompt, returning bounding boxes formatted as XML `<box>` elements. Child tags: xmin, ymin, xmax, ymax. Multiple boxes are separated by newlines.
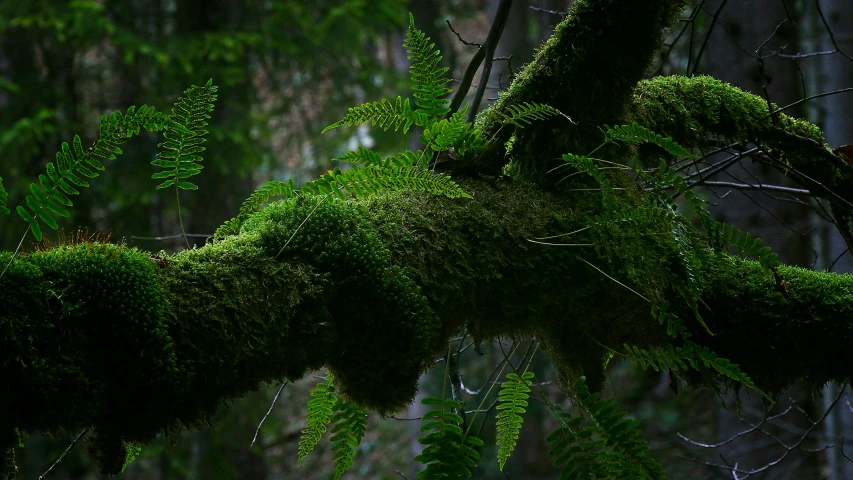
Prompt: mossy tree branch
<box><xmin>4</xmin><ymin>179</ymin><xmax>853</xmax><ymax>473</ymax></box>
<box><xmin>4</xmin><ymin>0</ymin><xmax>853</xmax><ymax>475</ymax></box>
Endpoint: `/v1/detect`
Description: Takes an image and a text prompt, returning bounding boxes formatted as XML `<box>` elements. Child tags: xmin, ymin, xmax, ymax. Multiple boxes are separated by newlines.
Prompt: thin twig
<box><xmin>40</xmin><ymin>428</ymin><xmax>89</xmax><ymax>479</ymax></box>
<box><xmin>251</xmin><ymin>381</ymin><xmax>288</xmax><ymax>447</ymax></box>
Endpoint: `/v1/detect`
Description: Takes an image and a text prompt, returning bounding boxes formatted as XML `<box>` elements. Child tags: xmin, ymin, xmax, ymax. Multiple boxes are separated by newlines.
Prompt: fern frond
<box><xmin>603</xmin><ymin>122</ymin><xmax>698</xmax><ymax>158</ymax></box>
<box><xmin>573</xmin><ymin>377</ymin><xmax>664</xmax><ymax>479</ymax></box>
<box><xmin>0</xmin><ymin>177</ymin><xmax>9</xmax><ymax>215</ymax></box>
<box><xmin>17</xmin><ymin>105</ymin><xmax>187</xmax><ymax>240</ymax></box>
<box><xmin>332</xmin><ymin>145</ymin><xmax>384</xmax><ymax>166</ymax></box>
<box><xmin>297</xmin><ymin>373</ymin><xmax>338</xmax><ymax>466</ymax></box>
<box><xmin>547</xmin><ymin>405</ymin><xmax>607</xmax><ymax>479</ymax></box>
<box><xmin>323</xmin><ymin>96</ymin><xmax>425</xmax><ymax>134</ymax></box>
<box><xmin>330</xmin><ymin>401</ymin><xmax>368</xmax><ymax>480</ymax></box>
<box><xmin>214</xmin><ymin>179</ymin><xmax>297</xmax><ymax>240</ymax></box>
<box><xmin>712</xmin><ymin>222</ymin><xmax>780</xmax><ymax>268</ymax></box>
<box><xmin>151</xmin><ymin>79</ymin><xmax>218</xmax><ymax>191</ymax></box>
<box><xmin>496</xmin><ymin>371</ymin><xmax>534</xmax><ymax>470</ymax></box>
<box><xmin>404</xmin><ymin>13</ymin><xmax>451</xmax><ymax>120</ymax></box>
<box><xmin>420</xmin><ymin>107</ymin><xmax>471</xmax><ymax>151</ymax></box>
<box><xmin>300</xmin><ymin>165</ymin><xmax>472</xmax><ymax>200</ymax></box>
<box><xmin>651</xmin><ymin>302</ymin><xmax>690</xmax><ymax>339</ymax></box>
<box><xmin>501</xmin><ymin>102</ymin><xmax>571</xmax><ymax>128</ymax></box>
<box><xmin>624</xmin><ymin>342</ymin><xmax>772</xmax><ymax>402</ymax></box>
<box><xmin>415</xmin><ymin>396</ymin><xmax>483</xmax><ymax>479</ymax></box>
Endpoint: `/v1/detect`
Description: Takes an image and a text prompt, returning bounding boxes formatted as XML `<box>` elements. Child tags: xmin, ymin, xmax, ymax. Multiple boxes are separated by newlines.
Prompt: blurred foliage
<box><xmin>0</xmin><ymin>0</ymin><xmax>409</xmax><ymax>252</ymax></box>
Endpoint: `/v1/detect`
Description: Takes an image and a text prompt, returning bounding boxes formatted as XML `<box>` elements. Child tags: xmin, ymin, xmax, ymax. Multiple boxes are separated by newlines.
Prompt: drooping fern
<box><xmin>297</xmin><ymin>373</ymin><xmax>338</xmax><ymax>466</ymax></box>
<box><xmin>415</xmin><ymin>396</ymin><xmax>484</xmax><ymax>479</ymax></box>
<box><xmin>624</xmin><ymin>341</ymin><xmax>772</xmax><ymax>402</ymax></box>
<box><xmin>16</xmin><ymin>105</ymin><xmax>191</xmax><ymax>241</ymax></box>
<box><xmin>546</xmin><ymin>376</ymin><xmax>664</xmax><ymax>479</ymax></box>
<box><xmin>651</xmin><ymin>301</ymin><xmax>690</xmax><ymax>339</ymax></box>
<box><xmin>496</xmin><ymin>371</ymin><xmax>534</xmax><ymax>470</ymax></box>
<box><xmin>329</xmin><ymin>401</ymin><xmax>368</xmax><ymax>480</ymax></box>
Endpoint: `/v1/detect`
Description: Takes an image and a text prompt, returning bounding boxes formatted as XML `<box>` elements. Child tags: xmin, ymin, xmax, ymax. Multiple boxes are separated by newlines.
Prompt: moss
<box><xmin>627</xmin><ymin>75</ymin><xmax>853</xmax><ymax>200</ymax></box>
<box><xmin>693</xmin><ymin>252</ymin><xmax>853</xmax><ymax>394</ymax></box>
<box><xmin>476</xmin><ymin>0</ymin><xmax>690</xmax><ymax>183</ymax></box>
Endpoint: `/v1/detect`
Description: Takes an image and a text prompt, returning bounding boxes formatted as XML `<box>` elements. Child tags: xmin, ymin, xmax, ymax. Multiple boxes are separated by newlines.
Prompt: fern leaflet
<box><xmin>330</xmin><ymin>401</ymin><xmax>368</xmax><ymax>480</ymax></box>
<box><xmin>415</xmin><ymin>396</ymin><xmax>484</xmax><ymax>479</ymax></box>
<box><xmin>297</xmin><ymin>373</ymin><xmax>338</xmax><ymax>466</ymax></box>
<box><xmin>496</xmin><ymin>371</ymin><xmax>534</xmax><ymax>470</ymax></box>
<box><xmin>151</xmin><ymin>79</ymin><xmax>218</xmax><ymax>191</ymax></box>
<box><xmin>603</xmin><ymin>122</ymin><xmax>698</xmax><ymax>158</ymax></box>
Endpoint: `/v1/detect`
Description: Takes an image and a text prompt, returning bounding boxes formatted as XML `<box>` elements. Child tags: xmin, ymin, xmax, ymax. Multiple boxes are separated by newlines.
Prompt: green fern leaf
<box><xmin>572</xmin><ymin>377</ymin><xmax>664</xmax><ymax>479</ymax></box>
<box><xmin>385</xmin><ymin>150</ymin><xmax>422</xmax><ymax>167</ymax></box>
<box><xmin>420</xmin><ymin>107</ymin><xmax>471</xmax><ymax>151</ymax></box>
<box><xmin>0</xmin><ymin>177</ymin><xmax>9</xmax><ymax>215</ymax></box>
<box><xmin>500</xmin><ymin>102</ymin><xmax>572</xmax><ymax>128</ymax></box>
<box><xmin>151</xmin><ymin>79</ymin><xmax>218</xmax><ymax>190</ymax></box>
<box><xmin>496</xmin><ymin>371</ymin><xmax>534</xmax><ymax>470</ymax></box>
<box><xmin>297</xmin><ymin>373</ymin><xmax>338</xmax><ymax>466</ymax></box>
<box><xmin>17</xmin><ymin>104</ymin><xmax>182</xmax><ymax>240</ymax></box>
<box><xmin>404</xmin><ymin>13</ymin><xmax>452</xmax><ymax>120</ymax></box>
<box><xmin>330</xmin><ymin>401</ymin><xmax>368</xmax><ymax>480</ymax></box>
<box><xmin>604</xmin><ymin>122</ymin><xmax>698</xmax><ymax>158</ymax></box>
<box><xmin>651</xmin><ymin>302</ymin><xmax>690</xmax><ymax>339</ymax></box>
<box><xmin>415</xmin><ymin>396</ymin><xmax>483</xmax><ymax>479</ymax></box>
<box><xmin>546</xmin><ymin>404</ymin><xmax>607</xmax><ymax>479</ymax></box>
<box><xmin>332</xmin><ymin>146</ymin><xmax>384</xmax><ymax>166</ymax></box>
<box><xmin>323</xmin><ymin>96</ymin><xmax>425</xmax><ymax>134</ymax></box>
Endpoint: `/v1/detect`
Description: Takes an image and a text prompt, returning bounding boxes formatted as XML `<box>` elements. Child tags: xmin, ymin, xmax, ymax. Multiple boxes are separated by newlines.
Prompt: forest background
<box><xmin>1</xmin><ymin>0</ymin><xmax>852</xmax><ymax>478</ymax></box>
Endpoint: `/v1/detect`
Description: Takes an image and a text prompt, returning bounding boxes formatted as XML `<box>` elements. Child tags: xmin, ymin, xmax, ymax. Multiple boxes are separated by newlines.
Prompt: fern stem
<box><xmin>175</xmin><ymin>186</ymin><xmax>190</xmax><ymax>248</ymax></box>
